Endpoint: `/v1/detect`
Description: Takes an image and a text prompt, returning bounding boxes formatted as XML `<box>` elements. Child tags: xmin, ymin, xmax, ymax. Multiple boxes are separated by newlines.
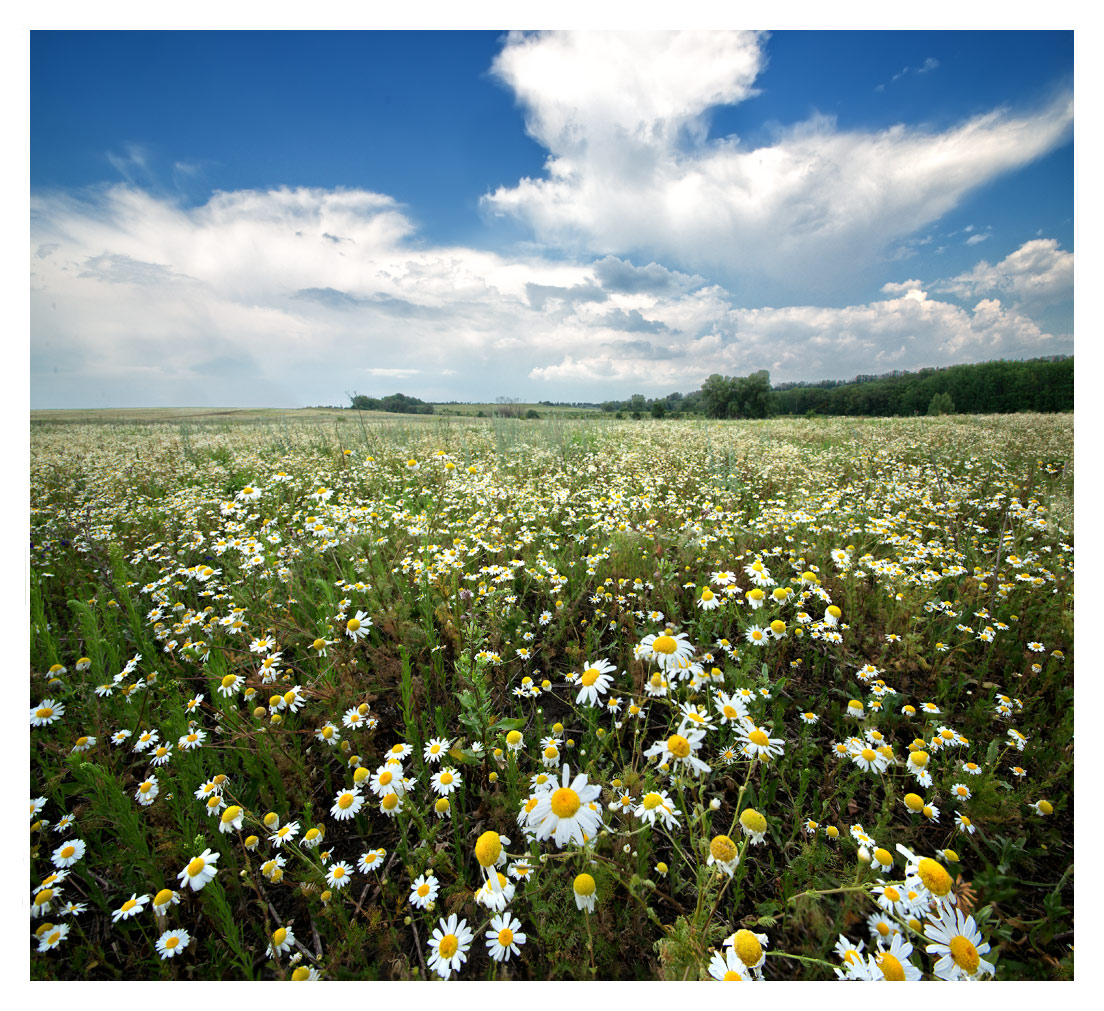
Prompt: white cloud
<box><xmin>31</xmin><ymin>182</ymin><xmax>1071</xmax><ymax>407</ymax></box>
<box><xmin>483</xmin><ymin>31</ymin><xmax>1073</xmax><ymax>297</ymax></box>
<box><xmin>935</xmin><ymin>238</ymin><xmax>1073</xmax><ymax>312</ymax></box>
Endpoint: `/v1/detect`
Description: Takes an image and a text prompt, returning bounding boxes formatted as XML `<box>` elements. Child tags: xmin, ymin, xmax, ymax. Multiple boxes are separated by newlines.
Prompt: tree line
<box><xmin>348</xmin><ymin>355</ymin><xmax>1072</xmax><ymax>419</ymax></box>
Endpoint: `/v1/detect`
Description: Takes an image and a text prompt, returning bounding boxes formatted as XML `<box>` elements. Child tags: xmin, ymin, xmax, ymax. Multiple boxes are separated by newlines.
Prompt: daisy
<box><xmin>726</xmin><ymin>928</ymin><xmax>769</xmax><ymax>977</ymax></box>
<box><xmin>135</xmin><ymin>776</ymin><xmax>160</xmax><ymax>806</ymax></box>
<box><xmin>423</xmin><ymin>737</ymin><xmax>451</xmax><ymax>763</ymax></box>
<box><xmin>637</xmin><ymin>630</ymin><xmax>695</xmax><ymax>670</ymax></box>
<box><xmin>152</xmin><ymin>927</ymin><xmax>190</xmax><ymax>960</ymax></box>
<box><xmin>271</xmin><ymin>821</ymin><xmax>300</xmax><ymax>848</ymax></box>
<box><xmin>850</xmin><ymin>744</ymin><xmax>890</xmax><ymax>774</ymax></box>
<box><xmin>955</xmin><ymin>812</ymin><xmax>976</xmax><ymax>834</ymax></box>
<box><xmin>738</xmin><ymin>724</ymin><xmax>786</xmax><ymax>762</ymax></box>
<box><xmin>573</xmin><ymin>658</ymin><xmax>616</xmax><ymax>705</ymax></box>
<box><xmin>345</xmin><ymin>610</ymin><xmax>372</xmax><ymax>641</ymax></box>
<box><xmin>526</xmin><ymin>764</ymin><xmax>603</xmax><ymax>847</ymax></box>
<box><xmin>178</xmin><ymin>848</ymin><xmax>219</xmax><ymax>891</ymax></box>
<box><xmin>409</xmin><ymin>873</ymin><xmax>439</xmax><ymax>909</ymax></box>
<box><xmin>112</xmin><ymin>892</ymin><xmax>150</xmax><ymax>923</ymax></box>
<box><xmin>924</xmin><ymin>905</ymin><xmax>996</xmax><ymax>980</ymax></box>
<box><xmin>358</xmin><ymin>848</ymin><xmax>387</xmax><ymax>873</ymax></box>
<box><xmin>330</xmin><ymin>788</ymin><xmax>364</xmax><ymax>821</ymax></box>
<box><xmin>51</xmin><ymin>839</ymin><xmax>86</xmax><ymax>868</ymax></box>
<box><xmin>634</xmin><ymin>789</ymin><xmax>681</xmax><ymax>830</ymax></box>
<box><xmin>869</xmin><ymin>932</ymin><xmax>922</xmax><ymax>981</ymax></box>
<box><xmin>177</xmin><ymin>729</ymin><xmax>207</xmax><ymax>751</ymax></box>
<box><xmin>697</xmin><ymin>586</ymin><xmax>722</xmax><ymax>610</ymax></box>
<box><xmin>644</xmin><ymin>723</ymin><xmax>711</xmax><ymax>777</ymax></box>
<box><xmin>152</xmin><ymin>888</ymin><xmax>179</xmax><ymax>915</ymax></box>
<box><xmin>37</xmin><ymin>923</ymin><xmax>70</xmax><ymax>952</ymax></box>
<box><xmin>267</xmin><ymin>924</ymin><xmax>296</xmax><ymax>957</ymax></box>
<box><xmin>708</xmin><ymin>947</ymin><xmax>751</xmax><ymax>980</ymax></box>
<box><xmin>427</xmin><ymin>914</ymin><xmax>473</xmax><ymax>978</ymax></box>
<box><xmin>326</xmin><ymin>861</ymin><xmax>353</xmax><ymax>890</ymax></box>
<box><xmin>573</xmin><ymin>872</ymin><xmax>597</xmax><ymax>912</ymax></box>
<box><xmin>368</xmin><ymin>764</ymin><xmax>405</xmax><ymax>798</ymax></box>
<box><xmin>430</xmin><ymin>767</ymin><xmax>462</xmax><ymax>796</ymax></box>
<box><xmin>486</xmin><ymin>913</ymin><xmax>526</xmax><ymax>962</ymax></box>
<box><xmin>706</xmin><ymin>834</ymin><xmax>740</xmax><ymax>876</ymax></box>
<box><xmin>30</xmin><ymin>700</ymin><xmax>65</xmax><ymax>727</ymax></box>
<box><xmin>744</xmin><ymin>625</ymin><xmax>769</xmax><ymax>646</ymax></box>
<box><xmin>739</xmin><ymin>807</ymin><xmax>769</xmax><ymax>846</ymax></box>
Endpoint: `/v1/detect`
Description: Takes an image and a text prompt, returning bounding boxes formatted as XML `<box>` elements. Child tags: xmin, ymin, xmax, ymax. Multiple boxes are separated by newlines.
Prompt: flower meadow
<box><xmin>29</xmin><ymin>413</ymin><xmax>1073</xmax><ymax>980</ymax></box>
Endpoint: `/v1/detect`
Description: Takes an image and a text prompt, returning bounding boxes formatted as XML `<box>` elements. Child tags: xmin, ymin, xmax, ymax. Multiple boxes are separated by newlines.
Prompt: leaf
<box><xmin>492</xmin><ymin>717</ymin><xmax>526</xmax><ymax>732</ymax></box>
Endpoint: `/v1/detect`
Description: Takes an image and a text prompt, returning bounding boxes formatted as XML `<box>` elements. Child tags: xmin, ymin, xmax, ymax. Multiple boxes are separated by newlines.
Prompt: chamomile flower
<box><xmin>330</xmin><ymin>788</ymin><xmax>364</xmax><ymax>821</ymax></box>
<box><xmin>37</xmin><ymin>923</ymin><xmax>70</xmax><ymax>952</ymax></box>
<box><xmin>955</xmin><ymin>812</ymin><xmax>976</xmax><ymax>834</ymax></box>
<box><xmin>526</xmin><ymin>765</ymin><xmax>603</xmax><ymax>847</ymax></box>
<box><xmin>738</xmin><ymin>724</ymin><xmax>786</xmax><ymax>762</ymax></box>
<box><xmin>326</xmin><ymin>861</ymin><xmax>353</xmax><ymax>890</ymax></box>
<box><xmin>154</xmin><ymin>928</ymin><xmax>190</xmax><ymax>960</ymax></box>
<box><xmin>924</xmin><ymin>905</ymin><xmax>996</xmax><ymax>980</ymax></box>
<box><xmin>706</xmin><ymin>834</ymin><xmax>740</xmax><ymax>876</ymax></box>
<box><xmin>30</xmin><ymin>700</ymin><xmax>65</xmax><ymax>727</ymax></box>
<box><xmin>270</xmin><ymin>821</ymin><xmax>300</xmax><ymax>848</ymax></box>
<box><xmin>267</xmin><ymin>924</ymin><xmax>296</xmax><ymax>957</ymax></box>
<box><xmin>178</xmin><ymin>848</ymin><xmax>219</xmax><ymax>891</ymax></box>
<box><xmin>423</xmin><ymin>737</ymin><xmax>451</xmax><ymax>763</ymax></box>
<box><xmin>708</xmin><ymin>947</ymin><xmax>751</xmax><ymax>980</ymax></box>
<box><xmin>344</xmin><ymin>610</ymin><xmax>372</xmax><ymax>641</ymax></box>
<box><xmin>112</xmin><ymin>892</ymin><xmax>150</xmax><ymax>923</ymax></box>
<box><xmin>427</xmin><ymin>914</ymin><xmax>473</xmax><ymax>978</ymax></box>
<box><xmin>573</xmin><ymin>658</ymin><xmax>616</xmax><ymax>705</ymax></box>
<box><xmin>634</xmin><ymin>789</ymin><xmax>681</xmax><ymax>830</ymax></box>
<box><xmin>51</xmin><ymin>839</ymin><xmax>86</xmax><ymax>868</ymax></box>
<box><xmin>358</xmin><ymin>848</ymin><xmax>386</xmax><ymax>874</ymax></box>
<box><xmin>135</xmin><ymin>776</ymin><xmax>160</xmax><ymax>806</ymax></box>
<box><xmin>573</xmin><ymin>872</ymin><xmax>597</xmax><ymax>912</ymax></box>
<box><xmin>726</xmin><ymin>929</ymin><xmax>769</xmax><ymax>977</ymax></box>
<box><xmin>430</xmin><ymin>767</ymin><xmax>461</xmax><ymax>796</ymax></box>
<box><xmin>644</xmin><ymin>724</ymin><xmax>711</xmax><ymax>776</ymax></box>
<box><xmin>869</xmin><ymin>932</ymin><xmax>922</xmax><ymax>981</ymax></box>
<box><xmin>152</xmin><ymin>888</ymin><xmax>180</xmax><ymax>915</ymax></box>
<box><xmin>739</xmin><ymin>807</ymin><xmax>769</xmax><ymax>845</ymax></box>
<box><xmin>637</xmin><ymin>630</ymin><xmax>695</xmax><ymax>670</ymax></box>
<box><xmin>485</xmin><ymin>913</ymin><xmax>526</xmax><ymax>962</ymax></box>
<box><xmin>474</xmin><ymin>871</ymin><xmax>516</xmax><ymax>911</ymax></box>
<box><xmin>409</xmin><ymin>873</ymin><xmax>439</xmax><ymax>909</ymax></box>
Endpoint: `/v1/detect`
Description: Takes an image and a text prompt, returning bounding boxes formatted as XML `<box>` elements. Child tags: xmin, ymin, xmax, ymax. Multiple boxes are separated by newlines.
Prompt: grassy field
<box><xmin>29</xmin><ymin>413</ymin><xmax>1073</xmax><ymax>980</ymax></box>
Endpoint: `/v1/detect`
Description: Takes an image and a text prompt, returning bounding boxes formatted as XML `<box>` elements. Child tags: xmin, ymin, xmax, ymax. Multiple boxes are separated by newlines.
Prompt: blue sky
<box><xmin>30</xmin><ymin>28</ymin><xmax>1075</xmax><ymax>407</ymax></box>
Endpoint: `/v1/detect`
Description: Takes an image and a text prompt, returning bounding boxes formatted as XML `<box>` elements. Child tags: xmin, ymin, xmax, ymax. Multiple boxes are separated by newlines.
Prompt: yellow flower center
<box><xmin>187</xmin><ymin>857</ymin><xmax>205</xmax><ymax>877</ymax></box>
<box><xmin>652</xmin><ymin>635</ymin><xmax>677</xmax><ymax>654</ymax></box>
<box><xmin>876</xmin><ymin>951</ymin><xmax>905</xmax><ymax>980</ymax></box>
<box><xmin>749</xmin><ymin>730</ymin><xmax>770</xmax><ymax>747</ymax></box>
<box><xmin>36</xmin><ymin>708</ymin><xmax>53</xmax><ymax>719</ymax></box>
<box><xmin>642</xmin><ymin>792</ymin><xmax>663</xmax><ymax>810</ymax></box>
<box><xmin>417</xmin><ymin>883</ymin><xmax>430</xmax><ymax>897</ymax></box>
<box><xmin>904</xmin><ymin>793</ymin><xmax>924</xmax><ymax>812</ymax></box>
<box><xmin>949</xmin><ymin>935</ymin><xmax>980</xmax><ymax>974</ymax></box>
<box><xmin>1038</xmin><ymin>799</ymin><xmax>1054</xmax><ymax>815</ymax></box>
<box><xmin>338</xmin><ymin>793</ymin><xmax>354</xmax><ymax>809</ymax></box>
<box><xmin>440</xmin><ymin>771</ymin><xmax>454</xmax><ymax>785</ymax></box>
<box><xmin>435</xmin><ymin>798</ymin><xmax>450</xmax><ymax>813</ymax></box>
<box><xmin>506</xmin><ymin>730</ymin><xmax>522</xmax><ymax>746</ymax></box>
<box><xmin>573</xmin><ymin>872</ymin><xmax>595</xmax><ymax>896</ymax></box>
<box><xmin>332</xmin><ymin>867</ymin><xmax>345</xmax><ymax>878</ymax></box>
<box><xmin>875</xmin><ymin>921</ymin><xmax>890</xmax><ymax>937</ymax></box>
<box><xmin>861</xmin><ymin>748</ymin><xmax>877</xmax><ymax>762</ymax></box>
<box><xmin>497</xmin><ymin>928</ymin><xmax>514</xmax><ymax>947</ymax></box>
<box><xmin>911</xmin><ymin>751</ymin><xmax>929</xmax><ymax>767</ymax></box>
<box><xmin>120</xmin><ymin>899</ymin><xmax>137</xmax><ymax>913</ymax></box>
<box><xmin>438</xmin><ymin>934</ymin><xmax>459</xmax><ymax>959</ymax></box>
<box><xmin>382</xmin><ymin>794</ymin><xmax>399</xmax><ymax>810</ymax></box>
<box><xmin>733</xmin><ymin>929</ymin><xmax>762</xmax><ymax>967</ymax></box>
<box><xmin>701</xmin><ymin>588</ymin><xmax>714</xmax><ymax>601</ymax></box>
<box><xmin>346</xmin><ymin>618</ymin><xmax>360</xmax><ymax>632</ymax></box>
<box><xmin>740</xmin><ymin>808</ymin><xmax>767</xmax><ymax>834</ymax></box>
<box><xmin>710</xmin><ymin>835</ymin><xmax>737</xmax><ymax>863</ymax></box>
<box><xmin>273</xmin><ymin>927</ymin><xmax>287</xmax><ymax>946</ymax></box>
<box><xmin>884</xmin><ymin>885</ymin><xmax>900</xmax><ymax>902</ymax></box>
<box><xmin>475</xmin><ymin>830</ymin><xmax>502</xmax><ymax>867</ymax></box>
<box><xmin>543</xmin><ymin>746</ymin><xmax>558</xmax><ymax>760</ymax></box>
<box><xmin>379</xmin><ymin>770</ymin><xmax>393</xmax><ymax>786</ymax></box>
<box><xmin>291</xmin><ymin>966</ymin><xmax>310</xmax><ymax>980</ymax></box>
<box><xmin>722</xmin><ymin>970</ymin><xmax>743</xmax><ymax>980</ymax></box>
<box><xmin>666</xmin><ymin>734</ymin><xmax>691</xmax><ymax>758</ymax></box>
<box><xmin>580</xmin><ymin>668</ymin><xmax>601</xmax><ymax>686</ymax></box>
<box><xmin>917</xmin><ymin>857</ymin><xmax>953</xmax><ymax>896</ymax></box>
<box><xmin>550</xmin><ymin>787</ymin><xmax>581</xmax><ymax>818</ymax></box>
<box><xmin>60</xmin><ymin>845</ymin><xmax>75</xmax><ymax>859</ymax></box>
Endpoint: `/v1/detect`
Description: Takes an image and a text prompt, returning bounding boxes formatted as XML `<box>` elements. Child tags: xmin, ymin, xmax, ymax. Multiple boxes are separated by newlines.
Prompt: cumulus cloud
<box><xmin>31</xmin><ymin>182</ymin><xmax>1071</xmax><ymax>407</ymax></box>
<box><xmin>935</xmin><ymin>238</ymin><xmax>1074</xmax><ymax>311</ymax></box>
<box><xmin>483</xmin><ymin>31</ymin><xmax>1073</xmax><ymax>298</ymax></box>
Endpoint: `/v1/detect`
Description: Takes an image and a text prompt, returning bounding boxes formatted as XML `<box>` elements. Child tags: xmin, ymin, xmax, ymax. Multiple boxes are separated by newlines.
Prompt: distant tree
<box><xmin>650</xmin><ymin>399</ymin><xmax>667</xmax><ymax>419</ymax></box>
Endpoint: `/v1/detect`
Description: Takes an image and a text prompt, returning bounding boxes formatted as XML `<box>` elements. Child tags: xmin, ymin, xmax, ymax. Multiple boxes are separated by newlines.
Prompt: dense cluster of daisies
<box><xmin>30</xmin><ymin>415</ymin><xmax>1070</xmax><ymax>978</ymax></box>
